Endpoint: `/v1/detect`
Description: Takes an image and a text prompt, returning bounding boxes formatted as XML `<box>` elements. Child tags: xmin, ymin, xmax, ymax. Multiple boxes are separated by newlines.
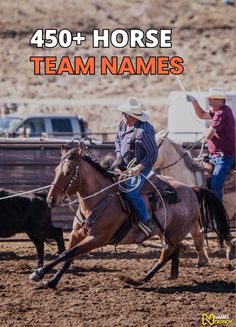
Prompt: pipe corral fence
<box><xmin>0</xmin><ymin>139</ymin><xmax>116</xmax><ymax>230</ymax></box>
<box><xmin>0</xmin><ymin>138</ymin><xmax>205</xmax><ymax>231</ymax></box>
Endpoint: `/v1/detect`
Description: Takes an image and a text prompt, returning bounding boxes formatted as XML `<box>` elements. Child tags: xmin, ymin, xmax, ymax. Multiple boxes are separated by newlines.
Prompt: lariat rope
<box><xmin>0</xmin><ymin>185</ymin><xmax>51</xmax><ymax>201</ymax></box>
<box><xmin>195</xmin><ymin>139</ymin><xmax>205</xmax><ymax>161</ymax></box>
<box><xmin>67</xmin><ymin>158</ymin><xmax>142</xmax><ymax>202</ymax></box>
<box><xmin>115</xmin><ymin>157</ymin><xmax>168</xmax><ymax>238</ymax></box>
<box><xmin>140</xmin><ymin>172</ymin><xmax>168</xmax><ymax>235</ymax></box>
<box><xmin>71</xmin><ymin>158</ymin><xmax>141</xmax><ymax>202</ymax></box>
<box><xmin>0</xmin><ymin>157</ymin><xmax>168</xmax><ymax>240</ymax></box>
<box><xmin>64</xmin><ymin>137</ymin><xmax>205</xmax><ymax>239</ymax></box>
<box><xmin>117</xmin><ymin>158</ymin><xmax>142</xmax><ymax>193</ymax></box>
<box><xmin>78</xmin><ymin>176</ymin><xmax>133</xmax><ymax>201</ymax></box>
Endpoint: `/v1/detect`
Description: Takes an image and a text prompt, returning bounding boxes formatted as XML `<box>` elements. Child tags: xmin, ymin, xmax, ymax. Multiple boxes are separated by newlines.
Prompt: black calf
<box><xmin>0</xmin><ymin>189</ymin><xmax>65</xmax><ymax>266</ymax></box>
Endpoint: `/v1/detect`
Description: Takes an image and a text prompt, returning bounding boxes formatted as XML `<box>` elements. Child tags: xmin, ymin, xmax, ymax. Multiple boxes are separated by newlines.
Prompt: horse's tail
<box><xmin>193</xmin><ymin>187</ymin><xmax>232</xmax><ymax>247</ymax></box>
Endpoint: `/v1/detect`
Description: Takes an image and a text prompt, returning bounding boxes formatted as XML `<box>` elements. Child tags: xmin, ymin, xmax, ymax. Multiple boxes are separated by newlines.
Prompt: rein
<box><xmin>78</xmin><ymin>176</ymin><xmax>132</xmax><ymax>201</ymax></box>
<box><xmin>160</xmin><ymin>137</ymin><xmax>204</xmax><ymax>171</ymax></box>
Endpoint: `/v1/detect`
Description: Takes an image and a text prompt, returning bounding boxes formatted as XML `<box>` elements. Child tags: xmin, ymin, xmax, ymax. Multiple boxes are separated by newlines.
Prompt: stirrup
<box><xmin>138</xmin><ymin>222</ymin><xmax>152</xmax><ymax>236</ymax></box>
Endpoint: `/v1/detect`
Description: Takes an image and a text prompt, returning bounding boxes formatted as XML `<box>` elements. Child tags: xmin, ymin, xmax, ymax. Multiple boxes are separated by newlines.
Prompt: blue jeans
<box><xmin>123</xmin><ymin>166</ymin><xmax>152</xmax><ymax>223</ymax></box>
<box><xmin>210</xmin><ymin>156</ymin><xmax>235</xmax><ymax>200</ymax></box>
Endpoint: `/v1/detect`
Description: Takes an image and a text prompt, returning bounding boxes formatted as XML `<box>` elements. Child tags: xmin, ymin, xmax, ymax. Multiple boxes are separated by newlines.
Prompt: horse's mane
<box><xmin>82</xmin><ymin>153</ymin><xmax>115</xmax><ymax>180</ymax></box>
<box><xmin>168</xmin><ymin>139</ymin><xmax>203</xmax><ymax>171</ymax></box>
<box><xmin>63</xmin><ymin>147</ymin><xmax>115</xmax><ymax>180</ymax></box>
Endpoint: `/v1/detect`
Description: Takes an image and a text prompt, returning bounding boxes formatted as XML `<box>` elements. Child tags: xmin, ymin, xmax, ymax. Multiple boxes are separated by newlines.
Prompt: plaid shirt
<box><xmin>115</xmin><ymin>119</ymin><xmax>158</xmax><ymax>168</ymax></box>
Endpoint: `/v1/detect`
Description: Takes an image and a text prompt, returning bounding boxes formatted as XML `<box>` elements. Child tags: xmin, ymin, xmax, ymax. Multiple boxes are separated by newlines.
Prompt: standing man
<box><xmin>187</xmin><ymin>88</ymin><xmax>236</xmax><ymax>200</ymax></box>
<box><xmin>111</xmin><ymin>97</ymin><xmax>158</xmax><ymax>236</ymax></box>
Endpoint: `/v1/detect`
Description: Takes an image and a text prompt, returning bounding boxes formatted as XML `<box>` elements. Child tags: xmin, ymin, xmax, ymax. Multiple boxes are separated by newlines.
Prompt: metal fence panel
<box><xmin>0</xmin><ymin>139</ymin><xmax>115</xmax><ymax>229</ymax></box>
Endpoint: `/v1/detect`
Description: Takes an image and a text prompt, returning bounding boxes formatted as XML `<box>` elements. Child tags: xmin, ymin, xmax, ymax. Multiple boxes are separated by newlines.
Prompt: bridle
<box><xmin>49</xmin><ymin>137</ymin><xmax>97</xmax><ymax>205</ymax></box>
<box><xmin>50</xmin><ymin>152</ymin><xmax>80</xmax><ymax>200</ymax></box>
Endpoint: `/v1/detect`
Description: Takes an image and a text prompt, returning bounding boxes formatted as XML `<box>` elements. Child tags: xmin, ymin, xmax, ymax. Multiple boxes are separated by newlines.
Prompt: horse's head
<box><xmin>153</xmin><ymin>129</ymin><xmax>169</xmax><ymax>168</ymax></box>
<box><xmin>47</xmin><ymin>145</ymin><xmax>83</xmax><ymax>208</ymax></box>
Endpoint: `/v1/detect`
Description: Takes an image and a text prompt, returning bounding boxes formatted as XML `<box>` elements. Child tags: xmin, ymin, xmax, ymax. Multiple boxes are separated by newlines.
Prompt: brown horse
<box><xmin>29</xmin><ymin>144</ymin><xmax>232</xmax><ymax>289</ymax></box>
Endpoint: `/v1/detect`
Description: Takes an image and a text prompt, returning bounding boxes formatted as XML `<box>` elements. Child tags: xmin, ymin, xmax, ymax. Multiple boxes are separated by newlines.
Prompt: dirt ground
<box><xmin>0</xmin><ymin>234</ymin><xmax>235</xmax><ymax>327</ymax></box>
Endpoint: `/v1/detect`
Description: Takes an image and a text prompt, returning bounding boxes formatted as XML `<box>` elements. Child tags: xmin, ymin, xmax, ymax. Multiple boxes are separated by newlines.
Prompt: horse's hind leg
<box><xmin>142</xmin><ymin>245</ymin><xmax>176</xmax><ymax>283</ymax></box>
<box><xmin>190</xmin><ymin>220</ymin><xmax>209</xmax><ymax>267</ymax></box>
<box><xmin>169</xmin><ymin>244</ymin><xmax>180</xmax><ymax>280</ymax></box>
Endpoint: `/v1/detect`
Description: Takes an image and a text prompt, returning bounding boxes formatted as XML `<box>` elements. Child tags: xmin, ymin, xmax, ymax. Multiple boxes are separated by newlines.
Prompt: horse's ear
<box><xmin>162</xmin><ymin>129</ymin><xmax>169</xmax><ymax>139</ymax></box>
<box><xmin>77</xmin><ymin>139</ymin><xmax>89</xmax><ymax>156</ymax></box>
<box><xmin>78</xmin><ymin>148</ymin><xmax>83</xmax><ymax>156</ymax></box>
<box><xmin>61</xmin><ymin>145</ymin><xmax>66</xmax><ymax>155</ymax></box>
<box><xmin>157</xmin><ymin>129</ymin><xmax>169</xmax><ymax>139</ymax></box>
<box><xmin>76</xmin><ymin>145</ymin><xmax>84</xmax><ymax>157</ymax></box>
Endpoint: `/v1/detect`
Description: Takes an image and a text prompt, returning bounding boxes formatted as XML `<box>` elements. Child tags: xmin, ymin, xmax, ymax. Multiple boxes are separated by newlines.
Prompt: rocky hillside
<box><xmin>0</xmin><ymin>0</ymin><xmax>235</xmax><ymax>134</ymax></box>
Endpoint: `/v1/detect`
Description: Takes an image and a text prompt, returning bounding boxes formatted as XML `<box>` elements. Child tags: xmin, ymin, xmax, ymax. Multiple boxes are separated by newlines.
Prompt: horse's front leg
<box><xmin>40</xmin><ymin>228</ymin><xmax>85</xmax><ymax>289</ymax></box>
<box><xmin>29</xmin><ymin>235</ymin><xmax>100</xmax><ymax>283</ymax></box>
<box><xmin>42</xmin><ymin>260</ymin><xmax>72</xmax><ymax>289</ymax></box>
<box><xmin>68</xmin><ymin>220</ymin><xmax>85</xmax><ymax>250</ymax></box>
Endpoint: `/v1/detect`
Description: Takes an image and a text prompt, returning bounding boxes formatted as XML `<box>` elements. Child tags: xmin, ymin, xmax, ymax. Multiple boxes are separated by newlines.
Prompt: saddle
<box><xmin>113</xmin><ymin>169</ymin><xmax>178</xmax><ymax>204</ymax></box>
<box><xmin>109</xmin><ymin>172</ymin><xmax>178</xmax><ymax>245</ymax></box>
<box><xmin>141</xmin><ymin>172</ymin><xmax>178</xmax><ymax>203</ymax></box>
<box><xmin>196</xmin><ymin>159</ymin><xmax>236</xmax><ymax>193</ymax></box>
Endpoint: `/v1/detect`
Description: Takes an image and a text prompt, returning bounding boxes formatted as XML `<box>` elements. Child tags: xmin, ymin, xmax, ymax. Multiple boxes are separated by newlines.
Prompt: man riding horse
<box><xmin>111</xmin><ymin>97</ymin><xmax>158</xmax><ymax>236</ymax></box>
<box><xmin>187</xmin><ymin>88</ymin><xmax>236</xmax><ymax>200</ymax></box>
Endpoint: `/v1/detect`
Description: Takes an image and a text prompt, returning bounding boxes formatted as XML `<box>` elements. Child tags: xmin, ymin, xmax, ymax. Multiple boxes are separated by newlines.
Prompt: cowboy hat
<box><xmin>117</xmin><ymin>97</ymin><xmax>149</xmax><ymax>122</ymax></box>
<box><xmin>207</xmin><ymin>87</ymin><xmax>228</xmax><ymax>100</ymax></box>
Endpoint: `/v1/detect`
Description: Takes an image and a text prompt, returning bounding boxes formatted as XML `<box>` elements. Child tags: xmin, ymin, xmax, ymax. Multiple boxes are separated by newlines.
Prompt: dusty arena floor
<box><xmin>0</xmin><ymin>234</ymin><xmax>235</xmax><ymax>327</ymax></box>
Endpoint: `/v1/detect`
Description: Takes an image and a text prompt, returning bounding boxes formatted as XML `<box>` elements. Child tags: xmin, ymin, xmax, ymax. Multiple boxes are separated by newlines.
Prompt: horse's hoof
<box><xmin>36</xmin><ymin>264</ymin><xmax>43</xmax><ymax>269</ymax></box>
<box><xmin>118</xmin><ymin>274</ymin><xmax>144</xmax><ymax>287</ymax></box>
<box><xmin>226</xmin><ymin>263</ymin><xmax>234</xmax><ymax>271</ymax></box>
<box><xmin>29</xmin><ymin>268</ymin><xmax>45</xmax><ymax>282</ymax></box>
<box><xmin>195</xmin><ymin>262</ymin><xmax>208</xmax><ymax>268</ymax></box>
<box><xmin>226</xmin><ymin>247</ymin><xmax>236</xmax><ymax>260</ymax></box>
<box><xmin>167</xmin><ymin>275</ymin><xmax>178</xmax><ymax>280</ymax></box>
<box><xmin>125</xmin><ymin>277</ymin><xmax>145</xmax><ymax>287</ymax></box>
<box><xmin>42</xmin><ymin>280</ymin><xmax>57</xmax><ymax>289</ymax></box>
